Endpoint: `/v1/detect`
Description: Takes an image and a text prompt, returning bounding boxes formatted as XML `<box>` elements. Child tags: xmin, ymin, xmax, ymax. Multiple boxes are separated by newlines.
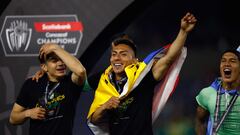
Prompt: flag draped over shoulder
<box><xmin>87</xmin><ymin>45</ymin><xmax>187</xmax><ymax>135</ymax></box>
<box><xmin>152</xmin><ymin>46</ymin><xmax>187</xmax><ymax>122</ymax></box>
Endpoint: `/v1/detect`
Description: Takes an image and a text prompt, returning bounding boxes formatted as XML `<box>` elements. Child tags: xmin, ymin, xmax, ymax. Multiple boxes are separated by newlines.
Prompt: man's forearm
<box><xmin>90</xmin><ymin>105</ymin><xmax>107</xmax><ymax>124</ymax></box>
<box><xmin>9</xmin><ymin>109</ymin><xmax>29</xmax><ymax>125</ymax></box>
<box><xmin>195</xmin><ymin>106</ymin><xmax>209</xmax><ymax>135</ymax></box>
<box><xmin>52</xmin><ymin>46</ymin><xmax>86</xmax><ymax>85</ymax></box>
<box><xmin>53</xmin><ymin>47</ymin><xmax>86</xmax><ymax>76</ymax></box>
<box><xmin>165</xmin><ymin>29</ymin><xmax>188</xmax><ymax>61</ymax></box>
<box><xmin>195</xmin><ymin>119</ymin><xmax>207</xmax><ymax>135</ymax></box>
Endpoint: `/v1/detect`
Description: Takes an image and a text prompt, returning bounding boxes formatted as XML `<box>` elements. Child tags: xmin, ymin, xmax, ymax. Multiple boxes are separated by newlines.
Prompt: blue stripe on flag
<box><xmin>143</xmin><ymin>47</ymin><xmax>165</xmax><ymax>64</ymax></box>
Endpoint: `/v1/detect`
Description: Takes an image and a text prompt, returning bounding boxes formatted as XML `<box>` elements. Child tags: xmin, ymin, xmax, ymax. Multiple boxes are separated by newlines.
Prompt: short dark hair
<box><xmin>38</xmin><ymin>52</ymin><xmax>56</xmax><ymax>64</ymax></box>
<box><xmin>221</xmin><ymin>49</ymin><xmax>240</xmax><ymax>61</ymax></box>
<box><xmin>111</xmin><ymin>33</ymin><xmax>137</xmax><ymax>57</ymax></box>
<box><xmin>38</xmin><ymin>54</ymin><xmax>45</xmax><ymax>64</ymax></box>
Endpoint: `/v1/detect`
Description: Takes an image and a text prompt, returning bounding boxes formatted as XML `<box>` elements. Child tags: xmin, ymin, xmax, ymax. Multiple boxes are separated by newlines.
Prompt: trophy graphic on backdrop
<box><xmin>6</xmin><ymin>20</ymin><xmax>32</xmax><ymax>52</ymax></box>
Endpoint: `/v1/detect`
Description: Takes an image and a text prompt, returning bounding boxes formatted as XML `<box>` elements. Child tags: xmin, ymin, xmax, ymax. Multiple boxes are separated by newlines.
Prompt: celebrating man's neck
<box><xmin>48</xmin><ymin>76</ymin><xmax>61</xmax><ymax>82</ymax></box>
<box><xmin>115</xmin><ymin>72</ymin><xmax>126</xmax><ymax>81</ymax></box>
<box><xmin>223</xmin><ymin>82</ymin><xmax>240</xmax><ymax>90</ymax></box>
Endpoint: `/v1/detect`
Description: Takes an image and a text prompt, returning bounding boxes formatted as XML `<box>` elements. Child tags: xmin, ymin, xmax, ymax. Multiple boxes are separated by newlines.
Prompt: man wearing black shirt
<box><xmin>87</xmin><ymin>12</ymin><xmax>197</xmax><ymax>135</ymax></box>
<box><xmin>9</xmin><ymin>43</ymin><xmax>86</xmax><ymax>135</ymax></box>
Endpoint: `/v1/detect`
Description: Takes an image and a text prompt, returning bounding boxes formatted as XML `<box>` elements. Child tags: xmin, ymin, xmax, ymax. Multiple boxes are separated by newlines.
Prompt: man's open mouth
<box><xmin>113</xmin><ymin>63</ymin><xmax>122</xmax><ymax>68</ymax></box>
<box><xmin>223</xmin><ymin>68</ymin><xmax>232</xmax><ymax>77</ymax></box>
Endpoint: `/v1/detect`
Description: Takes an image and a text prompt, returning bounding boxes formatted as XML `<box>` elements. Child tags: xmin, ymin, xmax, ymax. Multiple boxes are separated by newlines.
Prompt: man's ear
<box><xmin>133</xmin><ymin>58</ymin><xmax>138</xmax><ymax>64</ymax></box>
<box><xmin>40</xmin><ymin>64</ymin><xmax>47</xmax><ymax>72</ymax></box>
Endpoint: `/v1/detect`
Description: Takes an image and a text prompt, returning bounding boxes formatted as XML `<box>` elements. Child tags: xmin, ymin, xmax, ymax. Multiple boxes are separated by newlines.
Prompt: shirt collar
<box><xmin>211</xmin><ymin>78</ymin><xmax>239</xmax><ymax>95</ymax></box>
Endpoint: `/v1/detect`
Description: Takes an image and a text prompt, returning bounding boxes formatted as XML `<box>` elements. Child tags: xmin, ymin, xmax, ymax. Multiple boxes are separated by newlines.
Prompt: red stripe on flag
<box><xmin>152</xmin><ymin>54</ymin><xmax>180</xmax><ymax>115</ymax></box>
<box><xmin>170</xmin><ymin>76</ymin><xmax>179</xmax><ymax>96</ymax></box>
<box><xmin>164</xmin><ymin>44</ymin><xmax>171</xmax><ymax>49</ymax></box>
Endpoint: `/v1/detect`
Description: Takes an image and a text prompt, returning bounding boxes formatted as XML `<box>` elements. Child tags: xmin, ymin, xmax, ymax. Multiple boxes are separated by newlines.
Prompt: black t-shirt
<box><xmin>88</xmin><ymin>71</ymin><xmax>158</xmax><ymax>135</ymax></box>
<box><xmin>16</xmin><ymin>74</ymin><xmax>83</xmax><ymax>135</ymax></box>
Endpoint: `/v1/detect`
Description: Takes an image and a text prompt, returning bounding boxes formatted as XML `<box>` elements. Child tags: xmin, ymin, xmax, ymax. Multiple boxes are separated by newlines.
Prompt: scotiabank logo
<box><xmin>34</xmin><ymin>22</ymin><xmax>82</xmax><ymax>32</ymax></box>
<box><xmin>0</xmin><ymin>15</ymin><xmax>83</xmax><ymax>57</ymax></box>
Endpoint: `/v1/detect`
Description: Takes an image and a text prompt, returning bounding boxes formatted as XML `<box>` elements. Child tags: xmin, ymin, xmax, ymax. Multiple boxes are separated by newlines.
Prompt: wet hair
<box><xmin>38</xmin><ymin>52</ymin><xmax>57</xmax><ymax>64</ymax></box>
<box><xmin>221</xmin><ymin>49</ymin><xmax>240</xmax><ymax>61</ymax></box>
<box><xmin>111</xmin><ymin>33</ymin><xmax>137</xmax><ymax>57</ymax></box>
<box><xmin>38</xmin><ymin>54</ymin><xmax>45</xmax><ymax>64</ymax></box>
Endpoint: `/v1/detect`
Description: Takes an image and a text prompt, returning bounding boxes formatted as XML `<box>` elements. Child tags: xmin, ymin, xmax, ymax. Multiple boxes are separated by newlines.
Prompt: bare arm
<box><xmin>9</xmin><ymin>103</ymin><xmax>46</xmax><ymax>125</ymax></box>
<box><xmin>90</xmin><ymin>97</ymin><xmax>120</xmax><ymax>124</ymax></box>
<box><xmin>152</xmin><ymin>12</ymin><xmax>197</xmax><ymax>81</ymax></box>
<box><xmin>196</xmin><ymin>105</ymin><xmax>209</xmax><ymax>135</ymax></box>
<box><xmin>39</xmin><ymin>43</ymin><xmax>86</xmax><ymax>85</ymax></box>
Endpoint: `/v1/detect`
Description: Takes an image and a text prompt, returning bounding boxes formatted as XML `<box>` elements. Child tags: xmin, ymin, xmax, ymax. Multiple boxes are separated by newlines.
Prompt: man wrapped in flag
<box><xmin>87</xmin><ymin>12</ymin><xmax>197</xmax><ymax>135</ymax></box>
<box><xmin>196</xmin><ymin>47</ymin><xmax>240</xmax><ymax>135</ymax></box>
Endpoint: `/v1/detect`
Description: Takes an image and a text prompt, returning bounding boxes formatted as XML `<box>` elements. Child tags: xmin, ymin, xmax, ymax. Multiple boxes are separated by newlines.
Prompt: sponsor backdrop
<box><xmin>1</xmin><ymin>15</ymin><xmax>83</xmax><ymax>56</ymax></box>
